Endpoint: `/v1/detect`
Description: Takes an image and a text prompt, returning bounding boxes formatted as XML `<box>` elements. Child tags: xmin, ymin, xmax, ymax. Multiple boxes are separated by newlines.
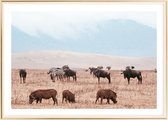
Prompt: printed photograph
<box><xmin>8</xmin><ymin>3</ymin><xmax>160</xmax><ymax>111</ymax></box>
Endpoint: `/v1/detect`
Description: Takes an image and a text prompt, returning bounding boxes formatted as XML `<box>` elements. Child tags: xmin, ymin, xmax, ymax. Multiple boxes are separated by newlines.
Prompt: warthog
<box><xmin>29</xmin><ymin>89</ymin><xmax>58</xmax><ymax>105</ymax></box>
<box><xmin>19</xmin><ymin>69</ymin><xmax>27</xmax><ymax>83</ymax></box>
<box><xmin>62</xmin><ymin>90</ymin><xmax>75</xmax><ymax>103</ymax></box>
<box><xmin>95</xmin><ymin>89</ymin><xmax>117</xmax><ymax>104</ymax></box>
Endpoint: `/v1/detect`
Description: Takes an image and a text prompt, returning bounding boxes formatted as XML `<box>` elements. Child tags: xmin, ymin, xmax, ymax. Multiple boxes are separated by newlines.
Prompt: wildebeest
<box><xmin>19</xmin><ymin>69</ymin><xmax>27</xmax><ymax>84</ymax></box>
<box><xmin>93</xmin><ymin>69</ymin><xmax>111</xmax><ymax>84</ymax></box>
<box><xmin>106</xmin><ymin>66</ymin><xmax>111</xmax><ymax>70</ymax></box>
<box><xmin>29</xmin><ymin>89</ymin><xmax>58</xmax><ymax>105</ymax></box>
<box><xmin>62</xmin><ymin>65</ymin><xmax>69</xmax><ymax>70</ymax></box>
<box><xmin>47</xmin><ymin>67</ymin><xmax>57</xmax><ymax>77</ymax></box>
<box><xmin>64</xmin><ymin>69</ymin><xmax>77</xmax><ymax>81</ymax></box>
<box><xmin>89</xmin><ymin>67</ymin><xmax>98</xmax><ymax>75</ymax></box>
<box><xmin>121</xmin><ymin>68</ymin><xmax>142</xmax><ymax>84</ymax></box>
<box><xmin>48</xmin><ymin>68</ymin><xmax>65</xmax><ymax>82</ymax></box>
<box><xmin>154</xmin><ymin>68</ymin><xmax>157</xmax><ymax>73</ymax></box>
<box><xmin>62</xmin><ymin>90</ymin><xmax>75</xmax><ymax>103</ymax></box>
<box><xmin>126</xmin><ymin>66</ymin><xmax>135</xmax><ymax>70</ymax></box>
<box><xmin>95</xmin><ymin>89</ymin><xmax>117</xmax><ymax>104</ymax></box>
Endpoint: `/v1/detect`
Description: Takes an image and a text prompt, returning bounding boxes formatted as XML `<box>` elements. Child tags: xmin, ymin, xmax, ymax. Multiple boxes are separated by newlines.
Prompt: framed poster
<box><xmin>1</xmin><ymin>1</ymin><xmax>167</xmax><ymax>119</ymax></box>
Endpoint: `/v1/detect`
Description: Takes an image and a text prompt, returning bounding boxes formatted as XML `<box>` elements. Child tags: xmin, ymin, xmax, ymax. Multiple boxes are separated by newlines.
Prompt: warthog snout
<box><xmin>29</xmin><ymin>95</ymin><xmax>35</xmax><ymax>104</ymax></box>
<box><xmin>113</xmin><ymin>100</ymin><xmax>117</xmax><ymax>104</ymax></box>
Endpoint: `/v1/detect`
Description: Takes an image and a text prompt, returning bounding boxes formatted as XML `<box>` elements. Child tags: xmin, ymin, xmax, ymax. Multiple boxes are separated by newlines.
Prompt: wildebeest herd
<box><xmin>17</xmin><ymin>65</ymin><xmax>146</xmax><ymax>106</ymax></box>
<box><xmin>47</xmin><ymin>66</ymin><xmax>77</xmax><ymax>82</ymax></box>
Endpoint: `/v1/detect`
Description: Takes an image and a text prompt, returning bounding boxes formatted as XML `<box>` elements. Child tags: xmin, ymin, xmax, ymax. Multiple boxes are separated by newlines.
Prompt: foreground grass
<box><xmin>12</xmin><ymin>69</ymin><xmax>156</xmax><ymax>109</ymax></box>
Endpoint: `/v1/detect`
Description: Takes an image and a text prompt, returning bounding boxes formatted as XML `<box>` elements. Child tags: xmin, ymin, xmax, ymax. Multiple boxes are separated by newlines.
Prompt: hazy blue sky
<box><xmin>12</xmin><ymin>4</ymin><xmax>157</xmax><ymax>57</ymax></box>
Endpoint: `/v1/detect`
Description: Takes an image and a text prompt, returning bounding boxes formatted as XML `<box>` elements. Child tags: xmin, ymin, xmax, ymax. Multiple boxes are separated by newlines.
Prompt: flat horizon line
<box><xmin>12</xmin><ymin>50</ymin><xmax>157</xmax><ymax>58</ymax></box>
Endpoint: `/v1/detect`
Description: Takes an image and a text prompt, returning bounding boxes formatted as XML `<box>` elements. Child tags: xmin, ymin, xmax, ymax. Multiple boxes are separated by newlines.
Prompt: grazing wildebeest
<box><xmin>19</xmin><ymin>69</ymin><xmax>27</xmax><ymax>84</ymax></box>
<box><xmin>93</xmin><ymin>69</ymin><xmax>111</xmax><ymax>84</ymax></box>
<box><xmin>64</xmin><ymin>69</ymin><xmax>77</xmax><ymax>81</ymax></box>
<box><xmin>89</xmin><ymin>67</ymin><xmax>98</xmax><ymax>75</ymax></box>
<box><xmin>95</xmin><ymin>89</ymin><xmax>117</xmax><ymax>104</ymax></box>
<box><xmin>47</xmin><ymin>67</ymin><xmax>57</xmax><ymax>73</ymax></box>
<box><xmin>62</xmin><ymin>90</ymin><xmax>75</xmax><ymax>103</ymax></box>
<box><xmin>29</xmin><ymin>89</ymin><xmax>58</xmax><ymax>105</ymax></box>
<box><xmin>121</xmin><ymin>68</ymin><xmax>142</xmax><ymax>84</ymax></box>
<box><xmin>48</xmin><ymin>68</ymin><xmax>57</xmax><ymax>82</ymax></box>
<box><xmin>54</xmin><ymin>69</ymin><xmax>65</xmax><ymax>80</ymax></box>
<box><xmin>48</xmin><ymin>67</ymin><xmax>57</xmax><ymax>79</ymax></box>
<box><xmin>48</xmin><ymin>68</ymin><xmax>65</xmax><ymax>82</ymax></box>
<box><xmin>88</xmin><ymin>67</ymin><xmax>99</xmax><ymax>78</ymax></box>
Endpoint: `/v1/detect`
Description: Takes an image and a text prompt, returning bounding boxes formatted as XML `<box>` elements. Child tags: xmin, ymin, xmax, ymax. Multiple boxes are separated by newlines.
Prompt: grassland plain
<box><xmin>12</xmin><ymin>69</ymin><xmax>156</xmax><ymax>109</ymax></box>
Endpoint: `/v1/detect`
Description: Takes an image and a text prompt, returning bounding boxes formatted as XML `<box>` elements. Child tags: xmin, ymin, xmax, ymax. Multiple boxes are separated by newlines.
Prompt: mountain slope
<box><xmin>12</xmin><ymin>50</ymin><xmax>156</xmax><ymax>70</ymax></box>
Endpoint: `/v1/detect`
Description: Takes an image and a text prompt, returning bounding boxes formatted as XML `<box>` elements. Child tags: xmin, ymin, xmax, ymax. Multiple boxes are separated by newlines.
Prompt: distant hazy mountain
<box><xmin>12</xmin><ymin>50</ymin><xmax>156</xmax><ymax>70</ymax></box>
<box><xmin>12</xmin><ymin>19</ymin><xmax>156</xmax><ymax>57</ymax></box>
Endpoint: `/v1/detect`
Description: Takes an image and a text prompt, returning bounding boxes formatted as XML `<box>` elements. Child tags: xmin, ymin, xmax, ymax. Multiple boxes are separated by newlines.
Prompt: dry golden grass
<box><xmin>12</xmin><ymin>69</ymin><xmax>156</xmax><ymax>109</ymax></box>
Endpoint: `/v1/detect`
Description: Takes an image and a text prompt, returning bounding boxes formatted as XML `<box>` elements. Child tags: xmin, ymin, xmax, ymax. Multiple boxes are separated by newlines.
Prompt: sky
<box><xmin>12</xmin><ymin>11</ymin><xmax>156</xmax><ymax>40</ymax></box>
<box><xmin>11</xmin><ymin>3</ymin><xmax>157</xmax><ymax>57</ymax></box>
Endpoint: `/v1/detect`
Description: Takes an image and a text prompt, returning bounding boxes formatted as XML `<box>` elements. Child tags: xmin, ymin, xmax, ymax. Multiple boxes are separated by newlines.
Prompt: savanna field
<box><xmin>12</xmin><ymin>69</ymin><xmax>156</xmax><ymax>109</ymax></box>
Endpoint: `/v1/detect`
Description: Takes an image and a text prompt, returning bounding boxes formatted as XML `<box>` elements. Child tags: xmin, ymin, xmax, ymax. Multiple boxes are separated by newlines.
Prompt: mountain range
<box><xmin>12</xmin><ymin>19</ymin><xmax>156</xmax><ymax>57</ymax></box>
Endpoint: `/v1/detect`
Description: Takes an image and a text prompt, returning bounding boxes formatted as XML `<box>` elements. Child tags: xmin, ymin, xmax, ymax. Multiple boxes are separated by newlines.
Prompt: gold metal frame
<box><xmin>0</xmin><ymin>0</ymin><xmax>167</xmax><ymax>119</ymax></box>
